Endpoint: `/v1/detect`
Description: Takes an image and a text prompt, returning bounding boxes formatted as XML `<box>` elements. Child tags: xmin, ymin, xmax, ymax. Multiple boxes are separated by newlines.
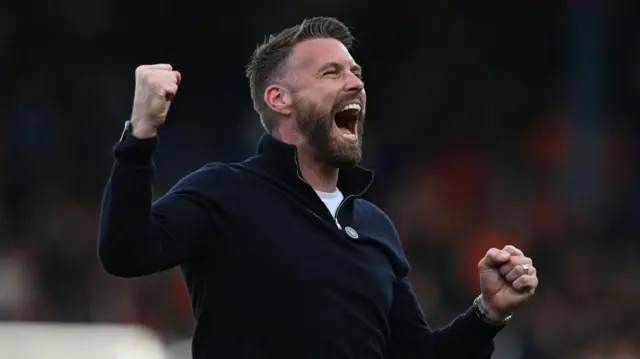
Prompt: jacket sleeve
<box><xmin>387</xmin><ymin>276</ymin><xmax>502</xmax><ymax>359</ymax></box>
<box><xmin>97</xmin><ymin>134</ymin><xmax>219</xmax><ymax>277</ymax></box>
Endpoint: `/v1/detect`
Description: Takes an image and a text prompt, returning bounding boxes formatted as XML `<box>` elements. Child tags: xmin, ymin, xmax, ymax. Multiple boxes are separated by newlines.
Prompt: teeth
<box><xmin>342</xmin><ymin>132</ymin><xmax>357</xmax><ymax>141</ymax></box>
<box><xmin>339</xmin><ymin>103</ymin><xmax>361</xmax><ymax>113</ymax></box>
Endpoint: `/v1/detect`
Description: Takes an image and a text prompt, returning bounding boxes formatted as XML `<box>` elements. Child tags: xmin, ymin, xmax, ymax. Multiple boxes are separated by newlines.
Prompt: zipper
<box><xmin>334</xmin><ymin>194</ymin><xmax>355</xmax><ymax>225</ymax></box>
<box><xmin>293</xmin><ymin>152</ymin><xmax>335</xmax><ymax>223</ymax></box>
<box><xmin>293</xmin><ymin>151</ymin><xmax>370</xmax><ymax>230</ymax></box>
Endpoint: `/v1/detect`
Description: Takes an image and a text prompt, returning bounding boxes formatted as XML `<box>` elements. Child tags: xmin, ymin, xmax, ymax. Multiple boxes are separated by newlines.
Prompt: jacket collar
<box><xmin>255</xmin><ymin>133</ymin><xmax>374</xmax><ymax>197</ymax></box>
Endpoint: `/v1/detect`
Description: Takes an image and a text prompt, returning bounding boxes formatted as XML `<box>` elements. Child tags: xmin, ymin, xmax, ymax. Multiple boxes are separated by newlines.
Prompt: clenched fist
<box><xmin>130</xmin><ymin>64</ymin><xmax>181</xmax><ymax>139</ymax></box>
<box><xmin>477</xmin><ymin>245</ymin><xmax>538</xmax><ymax>322</ymax></box>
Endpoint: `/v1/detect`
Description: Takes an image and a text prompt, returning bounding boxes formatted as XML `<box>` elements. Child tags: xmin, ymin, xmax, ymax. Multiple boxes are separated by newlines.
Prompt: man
<box><xmin>98</xmin><ymin>17</ymin><xmax>538</xmax><ymax>359</ymax></box>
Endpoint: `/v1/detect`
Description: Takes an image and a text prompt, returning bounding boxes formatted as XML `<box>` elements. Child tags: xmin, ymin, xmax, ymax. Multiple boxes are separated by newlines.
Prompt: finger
<box><xmin>498</xmin><ymin>255</ymin><xmax>533</xmax><ymax>276</ymax></box>
<box><xmin>478</xmin><ymin>248</ymin><xmax>511</xmax><ymax>271</ymax></box>
<box><xmin>503</xmin><ymin>245</ymin><xmax>523</xmax><ymax>256</ymax></box>
<box><xmin>149</xmin><ymin>72</ymin><xmax>179</xmax><ymax>97</ymax></box>
<box><xmin>165</xmin><ymin>85</ymin><xmax>178</xmax><ymax>101</ymax></box>
<box><xmin>135</xmin><ymin>65</ymin><xmax>174</xmax><ymax>79</ymax></box>
<box><xmin>148</xmin><ymin>63</ymin><xmax>173</xmax><ymax>70</ymax></box>
<box><xmin>174</xmin><ymin>71</ymin><xmax>182</xmax><ymax>85</ymax></box>
<box><xmin>498</xmin><ymin>262</ymin><xmax>515</xmax><ymax>276</ymax></box>
<box><xmin>512</xmin><ymin>274</ymin><xmax>538</xmax><ymax>293</ymax></box>
<box><xmin>505</xmin><ymin>264</ymin><xmax>536</xmax><ymax>282</ymax></box>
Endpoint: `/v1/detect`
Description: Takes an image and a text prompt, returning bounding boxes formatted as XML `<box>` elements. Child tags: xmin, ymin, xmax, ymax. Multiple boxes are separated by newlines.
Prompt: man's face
<box><xmin>286</xmin><ymin>38</ymin><xmax>367</xmax><ymax>168</ymax></box>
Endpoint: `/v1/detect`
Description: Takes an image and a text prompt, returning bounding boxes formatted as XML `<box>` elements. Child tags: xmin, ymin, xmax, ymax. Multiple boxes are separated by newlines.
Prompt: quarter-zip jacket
<box><xmin>98</xmin><ymin>132</ymin><xmax>502</xmax><ymax>359</ymax></box>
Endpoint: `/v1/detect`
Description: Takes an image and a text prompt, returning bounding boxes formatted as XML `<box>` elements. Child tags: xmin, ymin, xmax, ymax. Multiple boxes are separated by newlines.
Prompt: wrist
<box><xmin>130</xmin><ymin>118</ymin><xmax>158</xmax><ymax>139</ymax></box>
<box><xmin>475</xmin><ymin>295</ymin><xmax>512</xmax><ymax>326</ymax></box>
<box><xmin>115</xmin><ymin>120</ymin><xmax>158</xmax><ymax>165</ymax></box>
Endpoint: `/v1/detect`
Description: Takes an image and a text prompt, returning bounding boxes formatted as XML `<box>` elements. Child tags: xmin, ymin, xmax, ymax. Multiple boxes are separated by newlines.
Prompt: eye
<box><xmin>323</xmin><ymin>69</ymin><xmax>341</xmax><ymax>77</ymax></box>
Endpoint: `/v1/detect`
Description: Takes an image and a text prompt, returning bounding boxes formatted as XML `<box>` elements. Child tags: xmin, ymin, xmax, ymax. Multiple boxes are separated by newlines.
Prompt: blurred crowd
<box><xmin>1</xmin><ymin>1</ymin><xmax>639</xmax><ymax>358</ymax></box>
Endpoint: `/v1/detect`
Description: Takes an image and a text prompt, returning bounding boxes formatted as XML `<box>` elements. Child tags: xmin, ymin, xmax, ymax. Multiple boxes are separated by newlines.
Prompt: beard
<box><xmin>293</xmin><ymin>95</ymin><xmax>365</xmax><ymax>168</ymax></box>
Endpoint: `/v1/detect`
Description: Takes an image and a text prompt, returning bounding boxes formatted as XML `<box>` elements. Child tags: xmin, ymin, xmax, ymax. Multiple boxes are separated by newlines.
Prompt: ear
<box><xmin>264</xmin><ymin>84</ymin><xmax>293</xmax><ymax>116</ymax></box>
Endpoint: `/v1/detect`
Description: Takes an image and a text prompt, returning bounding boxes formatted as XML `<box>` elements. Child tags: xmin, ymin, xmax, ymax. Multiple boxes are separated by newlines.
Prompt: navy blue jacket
<box><xmin>98</xmin><ymin>131</ymin><xmax>502</xmax><ymax>359</ymax></box>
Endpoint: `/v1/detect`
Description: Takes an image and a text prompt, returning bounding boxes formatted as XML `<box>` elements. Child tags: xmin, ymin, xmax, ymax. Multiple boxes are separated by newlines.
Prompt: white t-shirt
<box><xmin>315</xmin><ymin>189</ymin><xmax>344</xmax><ymax>228</ymax></box>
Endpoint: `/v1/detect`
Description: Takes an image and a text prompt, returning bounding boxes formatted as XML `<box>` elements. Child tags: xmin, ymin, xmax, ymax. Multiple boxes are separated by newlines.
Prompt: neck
<box><xmin>273</xmin><ymin>126</ymin><xmax>339</xmax><ymax>192</ymax></box>
<box><xmin>297</xmin><ymin>147</ymin><xmax>339</xmax><ymax>192</ymax></box>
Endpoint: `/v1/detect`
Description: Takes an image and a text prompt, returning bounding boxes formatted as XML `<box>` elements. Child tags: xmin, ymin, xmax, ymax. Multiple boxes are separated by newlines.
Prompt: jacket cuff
<box><xmin>113</xmin><ymin>135</ymin><xmax>158</xmax><ymax>166</ymax></box>
<box><xmin>459</xmin><ymin>304</ymin><xmax>504</xmax><ymax>343</ymax></box>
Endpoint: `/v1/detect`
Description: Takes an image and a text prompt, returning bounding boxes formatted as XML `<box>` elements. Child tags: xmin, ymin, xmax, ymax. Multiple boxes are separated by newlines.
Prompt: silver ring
<box><xmin>522</xmin><ymin>264</ymin><xmax>529</xmax><ymax>275</ymax></box>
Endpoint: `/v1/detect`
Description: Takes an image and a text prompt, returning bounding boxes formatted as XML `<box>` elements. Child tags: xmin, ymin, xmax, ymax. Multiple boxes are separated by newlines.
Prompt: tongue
<box><xmin>338</xmin><ymin>127</ymin><xmax>352</xmax><ymax>135</ymax></box>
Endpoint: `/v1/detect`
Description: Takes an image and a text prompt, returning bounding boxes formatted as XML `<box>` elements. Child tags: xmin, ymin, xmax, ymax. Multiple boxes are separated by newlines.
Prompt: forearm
<box><xmin>389</xmin><ymin>278</ymin><xmax>504</xmax><ymax>359</ymax></box>
<box><xmin>427</xmin><ymin>305</ymin><xmax>499</xmax><ymax>358</ymax></box>
<box><xmin>97</xmin><ymin>136</ymin><xmax>183</xmax><ymax>277</ymax></box>
<box><xmin>389</xmin><ymin>306</ymin><xmax>499</xmax><ymax>359</ymax></box>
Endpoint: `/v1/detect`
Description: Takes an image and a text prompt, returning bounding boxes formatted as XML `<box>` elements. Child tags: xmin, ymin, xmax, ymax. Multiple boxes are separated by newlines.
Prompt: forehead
<box><xmin>289</xmin><ymin>38</ymin><xmax>356</xmax><ymax>71</ymax></box>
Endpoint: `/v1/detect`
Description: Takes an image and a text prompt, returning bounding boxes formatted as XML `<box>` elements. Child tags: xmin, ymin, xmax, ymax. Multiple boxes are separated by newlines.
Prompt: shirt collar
<box><xmin>255</xmin><ymin>133</ymin><xmax>374</xmax><ymax>197</ymax></box>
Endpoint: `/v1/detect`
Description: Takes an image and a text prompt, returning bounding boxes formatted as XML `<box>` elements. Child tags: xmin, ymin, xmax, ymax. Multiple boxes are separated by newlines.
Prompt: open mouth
<box><xmin>333</xmin><ymin>103</ymin><xmax>361</xmax><ymax>141</ymax></box>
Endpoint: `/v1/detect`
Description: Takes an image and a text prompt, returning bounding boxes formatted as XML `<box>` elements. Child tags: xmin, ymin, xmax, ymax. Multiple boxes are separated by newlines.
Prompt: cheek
<box><xmin>312</xmin><ymin>87</ymin><xmax>339</xmax><ymax>108</ymax></box>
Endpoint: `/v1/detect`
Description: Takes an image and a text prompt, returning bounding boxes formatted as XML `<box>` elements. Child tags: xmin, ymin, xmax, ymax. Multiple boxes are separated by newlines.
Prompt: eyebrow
<box><xmin>318</xmin><ymin>62</ymin><xmax>363</xmax><ymax>75</ymax></box>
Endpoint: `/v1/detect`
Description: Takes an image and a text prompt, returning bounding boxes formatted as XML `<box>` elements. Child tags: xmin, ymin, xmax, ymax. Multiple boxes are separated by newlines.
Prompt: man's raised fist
<box><xmin>130</xmin><ymin>64</ymin><xmax>181</xmax><ymax>138</ymax></box>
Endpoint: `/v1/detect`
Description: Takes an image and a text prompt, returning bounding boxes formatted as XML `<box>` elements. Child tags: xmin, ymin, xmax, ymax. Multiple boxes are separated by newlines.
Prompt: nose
<box><xmin>345</xmin><ymin>72</ymin><xmax>364</xmax><ymax>94</ymax></box>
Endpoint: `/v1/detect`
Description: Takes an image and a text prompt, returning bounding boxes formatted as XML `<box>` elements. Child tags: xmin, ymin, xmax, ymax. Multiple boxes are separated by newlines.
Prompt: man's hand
<box><xmin>477</xmin><ymin>245</ymin><xmax>538</xmax><ymax>321</ymax></box>
<box><xmin>130</xmin><ymin>64</ymin><xmax>181</xmax><ymax>139</ymax></box>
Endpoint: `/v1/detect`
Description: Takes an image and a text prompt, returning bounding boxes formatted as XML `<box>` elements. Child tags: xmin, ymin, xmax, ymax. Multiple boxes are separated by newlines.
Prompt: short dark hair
<box><xmin>246</xmin><ymin>17</ymin><xmax>355</xmax><ymax>133</ymax></box>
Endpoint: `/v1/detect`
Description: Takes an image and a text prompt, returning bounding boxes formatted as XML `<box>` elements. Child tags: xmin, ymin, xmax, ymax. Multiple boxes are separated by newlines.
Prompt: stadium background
<box><xmin>1</xmin><ymin>0</ymin><xmax>639</xmax><ymax>358</ymax></box>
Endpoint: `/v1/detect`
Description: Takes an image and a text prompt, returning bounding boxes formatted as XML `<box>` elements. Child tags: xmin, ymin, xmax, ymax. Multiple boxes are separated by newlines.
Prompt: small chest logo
<box><xmin>344</xmin><ymin>226</ymin><xmax>359</xmax><ymax>239</ymax></box>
